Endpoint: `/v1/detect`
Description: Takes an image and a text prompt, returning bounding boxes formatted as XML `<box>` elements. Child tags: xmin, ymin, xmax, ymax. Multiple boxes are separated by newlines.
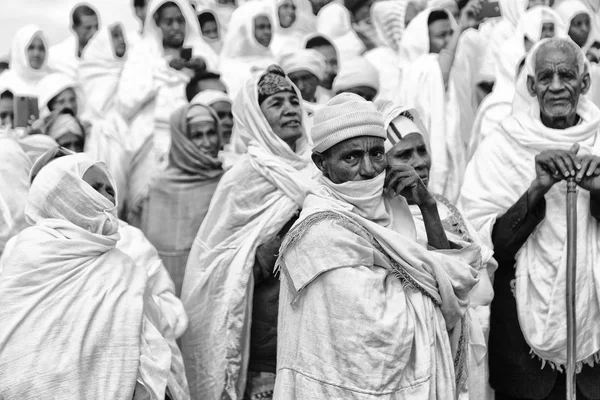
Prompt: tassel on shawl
<box><xmin>528</xmin><ymin>348</ymin><xmax>600</xmax><ymax>373</ymax></box>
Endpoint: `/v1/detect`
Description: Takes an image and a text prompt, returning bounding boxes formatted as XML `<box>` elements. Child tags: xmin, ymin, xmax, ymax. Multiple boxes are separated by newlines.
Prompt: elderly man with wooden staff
<box><xmin>461</xmin><ymin>37</ymin><xmax>600</xmax><ymax>400</ymax></box>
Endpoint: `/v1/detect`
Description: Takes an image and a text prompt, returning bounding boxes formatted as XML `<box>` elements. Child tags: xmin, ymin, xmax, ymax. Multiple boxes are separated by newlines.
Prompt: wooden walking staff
<box><xmin>566</xmin><ymin>176</ymin><xmax>577</xmax><ymax>400</ymax></box>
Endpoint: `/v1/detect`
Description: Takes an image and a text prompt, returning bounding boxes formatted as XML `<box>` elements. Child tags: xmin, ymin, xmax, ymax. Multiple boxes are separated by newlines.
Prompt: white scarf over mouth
<box><xmin>461</xmin><ymin>42</ymin><xmax>600</xmax><ymax>369</ymax></box>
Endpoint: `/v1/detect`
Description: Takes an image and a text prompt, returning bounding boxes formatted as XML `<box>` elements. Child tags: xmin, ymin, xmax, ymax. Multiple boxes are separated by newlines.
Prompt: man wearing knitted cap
<box><xmin>274</xmin><ymin>93</ymin><xmax>480</xmax><ymax>399</ymax></box>
<box><xmin>279</xmin><ymin>49</ymin><xmax>327</xmax><ymax>105</ymax></box>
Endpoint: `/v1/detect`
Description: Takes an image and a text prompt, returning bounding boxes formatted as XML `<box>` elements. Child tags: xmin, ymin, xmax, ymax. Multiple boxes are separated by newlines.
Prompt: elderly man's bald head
<box><xmin>527</xmin><ymin>38</ymin><xmax>590</xmax><ymax>128</ymax></box>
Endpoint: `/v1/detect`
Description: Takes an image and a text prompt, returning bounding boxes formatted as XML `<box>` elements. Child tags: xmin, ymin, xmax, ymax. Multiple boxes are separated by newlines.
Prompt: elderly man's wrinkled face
<box><xmin>386</xmin><ymin>133</ymin><xmax>431</xmax><ymax>186</ymax></box>
<box><xmin>313</xmin><ymin>136</ymin><xmax>386</xmax><ymax>183</ymax></box>
<box><xmin>569</xmin><ymin>13</ymin><xmax>591</xmax><ymax>48</ymax></box>
<box><xmin>157</xmin><ymin>4</ymin><xmax>186</xmax><ymax>49</ymax></box>
<box><xmin>260</xmin><ymin>91</ymin><xmax>303</xmax><ymax>147</ymax></box>
<box><xmin>527</xmin><ymin>47</ymin><xmax>590</xmax><ymax>121</ymax></box>
<box><xmin>288</xmin><ymin>70</ymin><xmax>320</xmax><ymax>102</ymax></box>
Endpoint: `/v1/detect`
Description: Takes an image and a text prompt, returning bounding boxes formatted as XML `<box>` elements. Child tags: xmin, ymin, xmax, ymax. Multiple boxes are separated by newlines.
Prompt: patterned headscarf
<box><xmin>257</xmin><ymin>65</ymin><xmax>296</xmax><ymax>104</ymax></box>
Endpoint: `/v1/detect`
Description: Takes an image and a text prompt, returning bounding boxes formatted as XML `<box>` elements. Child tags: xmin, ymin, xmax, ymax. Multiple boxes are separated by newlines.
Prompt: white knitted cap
<box><xmin>311</xmin><ymin>93</ymin><xmax>386</xmax><ymax>153</ymax></box>
<box><xmin>279</xmin><ymin>49</ymin><xmax>327</xmax><ymax>82</ymax></box>
<box><xmin>332</xmin><ymin>57</ymin><xmax>380</xmax><ymax>94</ymax></box>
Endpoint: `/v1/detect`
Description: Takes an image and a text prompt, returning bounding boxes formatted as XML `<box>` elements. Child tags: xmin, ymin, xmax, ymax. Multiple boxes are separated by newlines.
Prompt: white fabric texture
<box><xmin>48</xmin><ymin>35</ymin><xmax>80</xmax><ymax>81</ymax></box>
<box><xmin>278</xmin><ymin>49</ymin><xmax>326</xmax><ymax>81</ymax></box>
<box><xmin>219</xmin><ymin>1</ymin><xmax>276</xmax><ymax>99</ymax></box>
<box><xmin>469</xmin><ymin>6</ymin><xmax>567</xmax><ymax>160</ymax></box>
<box><xmin>36</xmin><ymin>72</ymin><xmax>79</xmax><ymax>119</ymax></box>
<box><xmin>0</xmin><ymin>135</ymin><xmax>31</xmax><ymax>255</ymax></box>
<box><xmin>180</xmin><ymin>73</ymin><xmax>319</xmax><ymax>400</ymax></box>
<box><xmin>274</xmin><ymin>174</ymin><xmax>479</xmax><ymax>399</ymax></box>
<box><xmin>191</xmin><ymin>88</ymin><xmax>232</xmax><ymax>107</ymax></box>
<box><xmin>554</xmin><ymin>0</ymin><xmax>595</xmax><ymax>50</ymax></box>
<box><xmin>396</xmin><ymin>8</ymin><xmax>470</xmax><ymax>203</ymax></box>
<box><xmin>269</xmin><ymin>0</ymin><xmax>315</xmax><ymax>58</ymax></box>
<box><xmin>0</xmin><ymin>153</ymin><xmax>188</xmax><ymax>399</ymax></box>
<box><xmin>193</xmin><ymin>0</ymin><xmax>236</xmax><ymax>38</ymax></box>
<box><xmin>460</xmin><ymin>84</ymin><xmax>600</xmax><ymax>368</ymax></box>
<box><xmin>197</xmin><ymin>8</ymin><xmax>224</xmax><ymax>54</ymax></box>
<box><xmin>332</xmin><ymin>56</ymin><xmax>380</xmax><ymax>94</ymax></box>
<box><xmin>316</xmin><ymin>1</ymin><xmax>366</xmax><ymax>66</ymax></box>
<box><xmin>0</xmin><ymin>25</ymin><xmax>51</xmax><ymax>97</ymax></box>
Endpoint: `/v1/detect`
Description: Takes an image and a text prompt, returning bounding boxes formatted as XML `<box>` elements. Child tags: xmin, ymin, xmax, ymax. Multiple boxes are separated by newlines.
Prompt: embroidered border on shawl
<box><xmin>453</xmin><ymin>314</ymin><xmax>470</xmax><ymax>391</ymax></box>
<box><xmin>275</xmin><ymin>210</ymin><xmax>440</xmax><ymax>306</ymax></box>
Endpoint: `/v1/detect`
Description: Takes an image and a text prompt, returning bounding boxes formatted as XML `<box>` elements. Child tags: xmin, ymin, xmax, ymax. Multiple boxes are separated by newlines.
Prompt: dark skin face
<box><xmin>339</xmin><ymin>86</ymin><xmax>378</xmax><ymax>102</ymax></box>
<box><xmin>260</xmin><ymin>91</ymin><xmax>303</xmax><ymax>149</ymax></box>
<box><xmin>156</xmin><ymin>4</ymin><xmax>186</xmax><ymax>49</ymax></box>
<box><xmin>385</xmin><ymin>133</ymin><xmax>432</xmax><ymax>186</ymax></box>
<box><xmin>428</xmin><ymin>18</ymin><xmax>453</xmax><ymax>54</ymax></box>
<box><xmin>201</xmin><ymin>20</ymin><xmax>219</xmax><ymax>39</ymax></box>
<box><xmin>110</xmin><ymin>25</ymin><xmax>127</xmax><ymax>58</ymax></box>
<box><xmin>288</xmin><ymin>70</ymin><xmax>320</xmax><ymax>102</ymax></box>
<box><xmin>278</xmin><ymin>0</ymin><xmax>297</xmax><ymax>28</ymax></box>
<box><xmin>568</xmin><ymin>13</ymin><xmax>591</xmax><ymax>48</ymax></box>
<box><xmin>27</xmin><ymin>35</ymin><xmax>46</xmax><ymax>69</ymax></box>
<box><xmin>0</xmin><ymin>97</ymin><xmax>14</xmax><ymax>127</ymax></box>
<box><xmin>527</xmin><ymin>46</ymin><xmax>590</xmax><ymax>129</ymax></box>
<box><xmin>56</xmin><ymin>132</ymin><xmax>85</xmax><ymax>154</ymax></box>
<box><xmin>188</xmin><ymin>120</ymin><xmax>220</xmax><ymax>158</ymax></box>
<box><xmin>312</xmin><ymin>136</ymin><xmax>386</xmax><ymax>183</ymax></box>
<box><xmin>254</xmin><ymin>15</ymin><xmax>272</xmax><ymax>48</ymax></box>
<box><xmin>312</xmin><ymin>44</ymin><xmax>338</xmax><ymax>90</ymax></box>
<box><xmin>74</xmin><ymin>14</ymin><xmax>99</xmax><ymax>51</ymax></box>
<box><xmin>82</xmin><ymin>165</ymin><xmax>116</xmax><ymax>205</ymax></box>
<box><xmin>48</xmin><ymin>88</ymin><xmax>78</xmax><ymax>115</ymax></box>
<box><xmin>211</xmin><ymin>101</ymin><xmax>233</xmax><ymax>144</ymax></box>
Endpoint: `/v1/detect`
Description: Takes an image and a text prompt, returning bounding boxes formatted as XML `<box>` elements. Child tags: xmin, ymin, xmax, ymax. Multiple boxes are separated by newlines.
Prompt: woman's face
<box><xmin>211</xmin><ymin>101</ymin><xmax>233</xmax><ymax>144</ymax></box>
<box><xmin>569</xmin><ymin>13</ymin><xmax>591</xmax><ymax>48</ymax></box>
<box><xmin>254</xmin><ymin>15</ymin><xmax>272</xmax><ymax>47</ymax></box>
<box><xmin>110</xmin><ymin>25</ymin><xmax>127</xmax><ymax>58</ymax></box>
<box><xmin>157</xmin><ymin>4</ymin><xmax>186</xmax><ymax>49</ymax></box>
<box><xmin>201</xmin><ymin>19</ymin><xmax>219</xmax><ymax>39</ymax></box>
<box><xmin>56</xmin><ymin>132</ymin><xmax>85</xmax><ymax>154</ymax></box>
<box><xmin>260</xmin><ymin>91</ymin><xmax>303</xmax><ymax>148</ymax></box>
<box><xmin>188</xmin><ymin>120</ymin><xmax>220</xmax><ymax>157</ymax></box>
<box><xmin>278</xmin><ymin>0</ymin><xmax>297</xmax><ymax>28</ymax></box>
<box><xmin>540</xmin><ymin>22</ymin><xmax>555</xmax><ymax>39</ymax></box>
<box><xmin>385</xmin><ymin>133</ymin><xmax>431</xmax><ymax>186</ymax></box>
<box><xmin>82</xmin><ymin>165</ymin><xmax>116</xmax><ymax>205</ymax></box>
<box><xmin>27</xmin><ymin>35</ymin><xmax>46</xmax><ymax>70</ymax></box>
<box><xmin>49</xmin><ymin>88</ymin><xmax>78</xmax><ymax>115</ymax></box>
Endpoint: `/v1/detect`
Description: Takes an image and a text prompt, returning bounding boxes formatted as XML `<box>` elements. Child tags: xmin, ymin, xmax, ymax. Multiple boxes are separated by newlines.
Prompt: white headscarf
<box><xmin>79</xmin><ymin>24</ymin><xmax>127</xmax><ymax>121</ymax></box>
<box><xmin>332</xmin><ymin>56</ymin><xmax>380</xmax><ymax>94</ymax></box>
<box><xmin>190</xmin><ymin>88</ymin><xmax>232</xmax><ymax>107</ymax></box>
<box><xmin>371</xmin><ymin>0</ymin><xmax>410</xmax><ymax>52</ymax></box>
<box><xmin>37</xmin><ymin>72</ymin><xmax>79</xmax><ymax>118</ymax></box>
<box><xmin>192</xmin><ymin>0</ymin><xmax>236</xmax><ymax>38</ymax></box>
<box><xmin>197</xmin><ymin>8</ymin><xmax>224</xmax><ymax>54</ymax></box>
<box><xmin>270</xmin><ymin>0</ymin><xmax>315</xmax><ymax>57</ymax></box>
<box><xmin>220</xmin><ymin>1</ymin><xmax>274</xmax><ymax>60</ymax></box>
<box><xmin>316</xmin><ymin>2</ymin><xmax>366</xmax><ymax>65</ymax></box>
<box><xmin>554</xmin><ymin>0</ymin><xmax>595</xmax><ymax>50</ymax></box>
<box><xmin>0</xmin><ymin>25</ymin><xmax>51</xmax><ymax>97</ymax></box>
<box><xmin>499</xmin><ymin>0</ymin><xmax>529</xmax><ymax>28</ymax></box>
<box><xmin>278</xmin><ymin>49</ymin><xmax>326</xmax><ymax>80</ymax></box>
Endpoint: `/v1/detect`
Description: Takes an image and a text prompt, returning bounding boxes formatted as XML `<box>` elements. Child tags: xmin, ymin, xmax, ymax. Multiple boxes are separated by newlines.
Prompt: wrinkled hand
<box><xmin>385</xmin><ymin>164</ymin><xmax>434</xmax><ymax>207</ymax></box>
<box><xmin>169</xmin><ymin>57</ymin><xmax>186</xmax><ymax>71</ymax></box>
<box><xmin>459</xmin><ymin>0</ymin><xmax>483</xmax><ymax>31</ymax></box>
<box><xmin>575</xmin><ymin>154</ymin><xmax>600</xmax><ymax>191</ymax></box>
<box><xmin>534</xmin><ymin>143</ymin><xmax>580</xmax><ymax>192</ymax></box>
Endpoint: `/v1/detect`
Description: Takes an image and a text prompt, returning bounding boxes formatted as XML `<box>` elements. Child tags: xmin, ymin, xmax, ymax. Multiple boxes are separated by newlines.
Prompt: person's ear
<box><xmin>581</xmin><ymin>72</ymin><xmax>591</xmax><ymax>95</ymax></box>
<box><xmin>526</xmin><ymin>75</ymin><xmax>537</xmax><ymax>97</ymax></box>
<box><xmin>311</xmin><ymin>152</ymin><xmax>327</xmax><ymax>174</ymax></box>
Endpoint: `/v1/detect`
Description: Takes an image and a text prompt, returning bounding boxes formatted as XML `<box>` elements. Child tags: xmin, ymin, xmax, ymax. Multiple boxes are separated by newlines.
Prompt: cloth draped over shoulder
<box><xmin>47</xmin><ymin>35</ymin><xmax>80</xmax><ymax>81</ymax></box>
<box><xmin>0</xmin><ymin>25</ymin><xmax>51</xmax><ymax>97</ymax></box>
<box><xmin>142</xmin><ymin>104</ymin><xmax>223</xmax><ymax>296</ymax></box>
<box><xmin>396</xmin><ymin>8</ymin><xmax>468</xmax><ymax>203</ymax></box>
<box><xmin>274</xmin><ymin>176</ymin><xmax>479</xmax><ymax>399</ymax></box>
<box><xmin>468</xmin><ymin>6</ymin><xmax>567</xmax><ymax>160</ymax></box>
<box><xmin>0</xmin><ymin>154</ymin><xmax>190</xmax><ymax>399</ymax></box>
<box><xmin>460</xmin><ymin>42</ymin><xmax>600</xmax><ymax>369</ymax></box>
<box><xmin>269</xmin><ymin>0</ymin><xmax>315</xmax><ymax>58</ymax></box>
<box><xmin>37</xmin><ymin>72</ymin><xmax>79</xmax><ymax>119</ymax></box>
<box><xmin>180</xmin><ymin>73</ymin><xmax>319</xmax><ymax>400</ymax></box>
<box><xmin>219</xmin><ymin>1</ymin><xmax>276</xmax><ymax>99</ymax></box>
<box><xmin>0</xmin><ymin>135</ymin><xmax>31</xmax><ymax>255</ymax></box>
<box><xmin>316</xmin><ymin>1</ymin><xmax>366</xmax><ymax>66</ymax></box>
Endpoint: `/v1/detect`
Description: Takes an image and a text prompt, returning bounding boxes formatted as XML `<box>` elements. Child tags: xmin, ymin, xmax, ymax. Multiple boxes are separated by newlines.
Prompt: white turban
<box><xmin>190</xmin><ymin>89</ymin><xmax>232</xmax><ymax>107</ymax></box>
<box><xmin>332</xmin><ymin>57</ymin><xmax>380</xmax><ymax>94</ymax></box>
<box><xmin>278</xmin><ymin>49</ymin><xmax>327</xmax><ymax>82</ymax></box>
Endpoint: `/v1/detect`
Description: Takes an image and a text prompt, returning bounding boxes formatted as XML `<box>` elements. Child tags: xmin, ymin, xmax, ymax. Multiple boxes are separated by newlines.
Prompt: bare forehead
<box><xmin>535</xmin><ymin>47</ymin><xmax>578</xmax><ymax>72</ymax></box>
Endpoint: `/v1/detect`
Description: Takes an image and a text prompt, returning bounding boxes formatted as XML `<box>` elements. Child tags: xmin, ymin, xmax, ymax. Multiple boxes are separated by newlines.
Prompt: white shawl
<box><xmin>48</xmin><ymin>35</ymin><xmax>80</xmax><ymax>81</ymax></box>
<box><xmin>554</xmin><ymin>0</ymin><xmax>595</xmax><ymax>51</ymax></box>
<box><xmin>269</xmin><ymin>0</ymin><xmax>315</xmax><ymax>58</ymax></box>
<box><xmin>0</xmin><ymin>25</ymin><xmax>51</xmax><ymax>97</ymax></box>
<box><xmin>180</xmin><ymin>75</ymin><xmax>318</xmax><ymax>400</ymax></box>
<box><xmin>460</xmin><ymin>89</ymin><xmax>600</xmax><ymax>368</ymax></box>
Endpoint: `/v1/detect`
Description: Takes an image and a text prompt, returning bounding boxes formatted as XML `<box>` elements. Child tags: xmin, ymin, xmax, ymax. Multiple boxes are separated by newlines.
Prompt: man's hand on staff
<box><xmin>533</xmin><ymin>143</ymin><xmax>580</xmax><ymax>193</ymax></box>
<box><xmin>385</xmin><ymin>164</ymin><xmax>435</xmax><ymax>207</ymax></box>
<box><xmin>575</xmin><ymin>154</ymin><xmax>600</xmax><ymax>191</ymax></box>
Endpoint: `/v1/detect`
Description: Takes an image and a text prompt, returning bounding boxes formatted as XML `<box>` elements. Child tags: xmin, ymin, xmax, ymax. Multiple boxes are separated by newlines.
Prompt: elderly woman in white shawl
<box><xmin>469</xmin><ymin>5</ymin><xmax>566</xmax><ymax>159</ymax></box>
<box><xmin>219</xmin><ymin>1</ymin><xmax>276</xmax><ymax>99</ymax></box>
<box><xmin>274</xmin><ymin>93</ymin><xmax>479</xmax><ymax>399</ymax></box>
<box><xmin>180</xmin><ymin>65</ymin><xmax>318</xmax><ymax>400</ymax></box>
<box><xmin>377</xmin><ymin>100</ymin><xmax>496</xmax><ymax>400</ymax></box>
<box><xmin>0</xmin><ymin>25</ymin><xmax>50</xmax><ymax>98</ymax></box>
<box><xmin>116</xmin><ymin>0</ymin><xmax>218</xmax><ymax>225</ymax></box>
<box><xmin>0</xmin><ymin>149</ymin><xmax>190</xmax><ymax>400</ymax></box>
<box><xmin>460</xmin><ymin>38</ymin><xmax>600</xmax><ymax>399</ymax></box>
<box><xmin>396</xmin><ymin>3</ymin><xmax>480</xmax><ymax>203</ymax></box>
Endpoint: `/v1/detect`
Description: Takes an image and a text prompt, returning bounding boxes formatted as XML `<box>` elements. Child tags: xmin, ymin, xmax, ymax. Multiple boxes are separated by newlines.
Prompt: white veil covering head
<box><xmin>196</xmin><ymin>8</ymin><xmax>224</xmax><ymax>53</ymax></box>
<box><xmin>143</xmin><ymin>0</ymin><xmax>218</xmax><ymax>67</ymax></box>
<box><xmin>399</xmin><ymin>7</ymin><xmax>457</xmax><ymax>63</ymax></box>
<box><xmin>191</xmin><ymin>88</ymin><xmax>232</xmax><ymax>106</ymax></box>
<box><xmin>371</xmin><ymin>0</ymin><xmax>410</xmax><ymax>52</ymax></box>
<box><xmin>499</xmin><ymin>0</ymin><xmax>529</xmax><ymax>28</ymax></box>
<box><xmin>79</xmin><ymin>23</ymin><xmax>127</xmax><ymax>120</ymax></box>
<box><xmin>269</xmin><ymin>0</ymin><xmax>316</xmax><ymax>56</ymax></box>
<box><xmin>376</xmin><ymin>99</ymin><xmax>429</xmax><ymax>151</ymax></box>
<box><xmin>0</xmin><ymin>24</ymin><xmax>50</xmax><ymax>97</ymax></box>
<box><xmin>220</xmin><ymin>1</ymin><xmax>274</xmax><ymax>60</ymax></box>
<box><xmin>554</xmin><ymin>0</ymin><xmax>595</xmax><ymax>49</ymax></box>
<box><xmin>26</xmin><ymin>152</ymin><xmax>119</xmax><ymax>236</ymax></box>
<box><xmin>36</xmin><ymin>72</ymin><xmax>79</xmax><ymax>118</ymax></box>
<box><xmin>316</xmin><ymin>1</ymin><xmax>366</xmax><ymax>65</ymax></box>
<box><xmin>193</xmin><ymin>0</ymin><xmax>237</xmax><ymax>38</ymax></box>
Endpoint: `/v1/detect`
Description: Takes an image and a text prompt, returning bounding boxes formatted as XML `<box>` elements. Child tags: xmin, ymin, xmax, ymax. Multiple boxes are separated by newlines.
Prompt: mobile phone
<box><xmin>478</xmin><ymin>0</ymin><xmax>501</xmax><ymax>20</ymax></box>
<box><xmin>14</xmin><ymin>96</ymin><xmax>39</xmax><ymax>128</ymax></box>
<box><xmin>180</xmin><ymin>47</ymin><xmax>193</xmax><ymax>61</ymax></box>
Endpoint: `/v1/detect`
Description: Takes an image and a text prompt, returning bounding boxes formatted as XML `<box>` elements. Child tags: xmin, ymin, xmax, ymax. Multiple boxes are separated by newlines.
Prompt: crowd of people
<box><xmin>1</xmin><ymin>0</ymin><xmax>600</xmax><ymax>399</ymax></box>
